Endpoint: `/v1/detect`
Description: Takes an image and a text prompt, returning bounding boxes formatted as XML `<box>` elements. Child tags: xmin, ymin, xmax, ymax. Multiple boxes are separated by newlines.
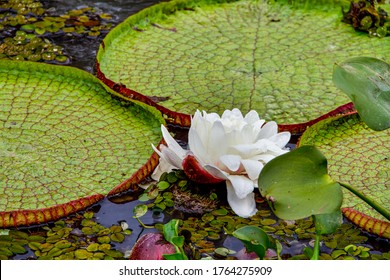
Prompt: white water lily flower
<box><xmin>152</xmin><ymin>108</ymin><xmax>291</xmax><ymax>218</ymax></box>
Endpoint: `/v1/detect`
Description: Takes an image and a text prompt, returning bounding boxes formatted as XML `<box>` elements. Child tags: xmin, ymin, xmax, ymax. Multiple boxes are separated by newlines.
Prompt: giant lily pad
<box><xmin>298</xmin><ymin>113</ymin><xmax>389</xmax><ymax>237</ymax></box>
<box><xmin>0</xmin><ymin>60</ymin><xmax>164</xmax><ymax>228</ymax></box>
<box><xmin>97</xmin><ymin>0</ymin><xmax>390</xmax><ymax>126</ymax></box>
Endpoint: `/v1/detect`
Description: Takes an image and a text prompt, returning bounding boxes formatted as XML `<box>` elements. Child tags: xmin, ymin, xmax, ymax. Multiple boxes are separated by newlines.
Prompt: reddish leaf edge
<box><xmin>96</xmin><ymin>60</ymin><xmax>356</xmax><ymax>133</ymax></box>
<box><xmin>107</xmin><ymin>139</ymin><xmax>163</xmax><ymax>196</ymax></box>
<box><xmin>0</xmin><ymin>194</ymin><xmax>104</xmax><ymax>228</ymax></box>
<box><xmin>96</xmin><ymin>62</ymin><xmax>191</xmax><ymax>127</ymax></box>
<box><xmin>0</xmin><ymin>146</ymin><xmax>162</xmax><ymax>228</ymax></box>
<box><xmin>342</xmin><ymin>207</ymin><xmax>390</xmax><ymax>239</ymax></box>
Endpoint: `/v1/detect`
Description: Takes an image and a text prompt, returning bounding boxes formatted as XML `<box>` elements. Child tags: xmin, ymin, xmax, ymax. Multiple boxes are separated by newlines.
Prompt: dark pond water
<box><xmin>40</xmin><ymin>0</ymin><xmax>165</xmax><ymax>72</ymax></box>
<box><xmin>2</xmin><ymin>0</ymin><xmax>389</xmax><ymax>260</ymax></box>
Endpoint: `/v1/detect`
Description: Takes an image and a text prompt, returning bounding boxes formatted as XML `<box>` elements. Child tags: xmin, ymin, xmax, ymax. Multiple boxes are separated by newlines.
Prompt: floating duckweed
<box><xmin>110</xmin><ymin>233</ymin><xmax>125</xmax><ymax>243</ymax></box>
<box><xmin>214</xmin><ymin>247</ymin><xmax>235</xmax><ymax>257</ymax></box>
<box><xmin>9</xmin><ymin>244</ymin><xmax>26</xmax><ymax>254</ymax></box>
<box><xmin>99</xmin><ymin>243</ymin><xmax>111</xmax><ymax>251</ymax></box>
<box><xmin>75</xmin><ymin>249</ymin><xmax>94</xmax><ymax>260</ymax></box>
<box><xmin>177</xmin><ymin>180</ymin><xmax>188</xmax><ymax>188</ymax></box>
<box><xmin>211</xmin><ymin>208</ymin><xmax>228</xmax><ymax>216</ymax></box>
<box><xmin>110</xmin><ymin>225</ymin><xmax>123</xmax><ymax>233</ymax></box>
<box><xmin>157</xmin><ymin>181</ymin><xmax>170</xmax><ymax>191</ymax></box>
<box><xmin>55</xmin><ymin>240</ymin><xmax>72</xmax><ymax>249</ymax></box>
<box><xmin>86</xmin><ymin>243</ymin><xmax>99</xmax><ymax>252</ymax></box>
<box><xmin>97</xmin><ymin>236</ymin><xmax>111</xmax><ymax>244</ymax></box>
<box><xmin>167</xmin><ymin>172</ymin><xmax>178</xmax><ymax>183</ymax></box>
<box><xmin>104</xmin><ymin>249</ymin><xmax>124</xmax><ymax>259</ymax></box>
<box><xmin>9</xmin><ymin>230</ymin><xmax>28</xmax><ymax>239</ymax></box>
<box><xmin>261</xmin><ymin>219</ymin><xmax>277</xmax><ymax>226</ymax></box>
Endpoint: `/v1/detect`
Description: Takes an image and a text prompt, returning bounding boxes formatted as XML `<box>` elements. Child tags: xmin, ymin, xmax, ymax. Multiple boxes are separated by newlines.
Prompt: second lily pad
<box><xmin>298</xmin><ymin>113</ymin><xmax>389</xmax><ymax>236</ymax></box>
<box><xmin>0</xmin><ymin>60</ymin><xmax>164</xmax><ymax>227</ymax></box>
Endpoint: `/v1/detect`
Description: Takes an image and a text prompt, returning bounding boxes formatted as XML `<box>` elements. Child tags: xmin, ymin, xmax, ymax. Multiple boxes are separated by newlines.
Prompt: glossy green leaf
<box><xmin>258</xmin><ymin>146</ymin><xmax>343</xmax><ymax>220</ymax></box>
<box><xmin>232</xmin><ymin>225</ymin><xmax>271</xmax><ymax>259</ymax></box>
<box><xmin>333</xmin><ymin>57</ymin><xmax>390</xmax><ymax>131</ymax></box>
<box><xmin>132</xmin><ymin>204</ymin><xmax>148</xmax><ymax>219</ymax></box>
<box><xmin>0</xmin><ymin>60</ymin><xmax>164</xmax><ymax>227</ymax></box>
<box><xmin>313</xmin><ymin>210</ymin><xmax>343</xmax><ymax>235</ymax></box>
<box><xmin>162</xmin><ymin>219</ymin><xmax>188</xmax><ymax>260</ymax></box>
<box><xmin>299</xmin><ymin>113</ymin><xmax>389</xmax><ymax>224</ymax></box>
<box><xmin>97</xmin><ymin>0</ymin><xmax>390</xmax><ymax>125</ymax></box>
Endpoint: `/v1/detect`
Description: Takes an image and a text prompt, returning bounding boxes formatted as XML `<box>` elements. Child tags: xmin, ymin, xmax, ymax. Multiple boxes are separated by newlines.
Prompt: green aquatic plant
<box><xmin>342</xmin><ymin>0</ymin><xmax>390</xmax><ymax>37</ymax></box>
<box><xmin>232</xmin><ymin>225</ymin><xmax>274</xmax><ymax>260</ymax></box>
<box><xmin>259</xmin><ymin>145</ymin><xmax>389</xmax><ymax>259</ymax></box>
<box><xmin>0</xmin><ymin>211</ymin><xmax>131</xmax><ymax>260</ymax></box>
<box><xmin>162</xmin><ymin>219</ymin><xmax>188</xmax><ymax>260</ymax></box>
<box><xmin>333</xmin><ymin>56</ymin><xmax>390</xmax><ymax>131</ymax></box>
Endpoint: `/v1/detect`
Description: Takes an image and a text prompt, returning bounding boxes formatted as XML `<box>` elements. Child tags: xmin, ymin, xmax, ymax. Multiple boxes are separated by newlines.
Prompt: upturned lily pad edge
<box><xmin>297</xmin><ymin>112</ymin><xmax>390</xmax><ymax>238</ymax></box>
<box><xmin>95</xmin><ymin>0</ymin><xmax>356</xmax><ymax>129</ymax></box>
<box><xmin>0</xmin><ymin>60</ymin><xmax>166</xmax><ymax>228</ymax></box>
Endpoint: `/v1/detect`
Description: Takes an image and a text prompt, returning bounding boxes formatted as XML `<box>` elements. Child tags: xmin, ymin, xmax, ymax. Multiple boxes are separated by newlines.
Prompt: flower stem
<box><xmin>310</xmin><ymin>234</ymin><xmax>321</xmax><ymax>260</ymax></box>
<box><xmin>339</xmin><ymin>182</ymin><xmax>390</xmax><ymax>221</ymax></box>
<box><xmin>136</xmin><ymin>218</ymin><xmax>155</xmax><ymax>229</ymax></box>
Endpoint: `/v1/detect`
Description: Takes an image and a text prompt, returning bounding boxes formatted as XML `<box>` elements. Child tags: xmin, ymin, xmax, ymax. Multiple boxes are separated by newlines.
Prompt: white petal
<box><xmin>160</xmin><ymin>125</ymin><xmax>186</xmax><ymax>159</ymax></box>
<box><xmin>188</xmin><ymin>126</ymin><xmax>208</xmax><ymax>163</ymax></box>
<box><xmin>244</xmin><ymin>110</ymin><xmax>260</xmax><ymax>124</ymax></box>
<box><xmin>230</xmin><ymin>143</ymin><xmax>267</xmax><ymax>158</ymax></box>
<box><xmin>159</xmin><ymin>145</ymin><xmax>184</xmax><ymax>168</ymax></box>
<box><xmin>220</xmin><ymin>154</ymin><xmax>242</xmax><ymax>172</ymax></box>
<box><xmin>252</xmin><ymin>153</ymin><xmax>278</xmax><ymax>164</ymax></box>
<box><xmin>257</xmin><ymin>121</ymin><xmax>278</xmax><ymax>140</ymax></box>
<box><xmin>241</xmin><ymin>159</ymin><xmax>263</xmax><ymax>181</ymax></box>
<box><xmin>269</xmin><ymin>131</ymin><xmax>291</xmax><ymax>148</ymax></box>
<box><xmin>203</xmin><ymin>164</ymin><xmax>228</xmax><ymax>180</ymax></box>
<box><xmin>207</xmin><ymin>120</ymin><xmax>227</xmax><ymax>160</ymax></box>
<box><xmin>226</xmin><ymin>181</ymin><xmax>257</xmax><ymax>218</ymax></box>
<box><xmin>151</xmin><ymin>158</ymin><xmax>175</xmax><ymax>181</ymax></box>
<box><xmin>227</xmin><ymin>175</ymin><xmax>255</xmax><ymax>199</ymax></box>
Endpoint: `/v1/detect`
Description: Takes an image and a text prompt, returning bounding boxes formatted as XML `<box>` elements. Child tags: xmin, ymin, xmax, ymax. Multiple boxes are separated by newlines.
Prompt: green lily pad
<box><xmin>258</xmin><ymin>146</ymin><xmax>343</xmax><ymax>220</ymax></box>
<box><xmin>232</xmin><ymin>225</ymin><xmax>271</xmax><ymax>259</ymax></box>
<box><xmin>333</xmin><ymin>56</ymin><xmax>390</xmax><ymax>131</ymax></box>
<box><xmin>0</xmin><ymin>60</ymin><xmax>164</xmax><ymax>227</ymax></box>
<box><xmin>299</xmin><ymin>113</ymin><xmax>389</xmax><ymax>235</ymax></box>
<box><xmin>97</xmin><ymin>0</ymin><xmax>390</xmax><ymax>125</ymax></box>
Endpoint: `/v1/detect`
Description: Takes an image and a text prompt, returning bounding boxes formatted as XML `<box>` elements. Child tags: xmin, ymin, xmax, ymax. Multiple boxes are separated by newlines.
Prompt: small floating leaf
<box><xmin>86</xmin><ymin>243</ymin><xmax>99</xmax><ymax>252</ymax></box>
<box><xmin>97</xmin><ymin>236</ymin><xmax>111</xmax><ymax>244</ymax></box>
<box><xmin>75</xmin><ymin>249</ymin><xmax>93</xmax><ymax>260</ymax></box>
<box><xmin>133</xmin><ymin>204</ymin><xmax>148</xmax><ymax>218</ymax></box>
<box><xmin>110</xmin><ymin>233</ymin><xmax>125</xmax><ymax>243</ymax></box>
<box><xmin>233</xmin><ymin>226</ymin><xmax>271</xmax><ymax>260</ymax></box>
<box><xmin>157</xmin><ymin>181</ymin><xmax>170</xmax><ymax>191</ymax></box>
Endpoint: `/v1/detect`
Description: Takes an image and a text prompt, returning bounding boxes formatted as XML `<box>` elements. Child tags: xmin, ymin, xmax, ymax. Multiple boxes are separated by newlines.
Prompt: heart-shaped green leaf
<box><xmin>232</xmin><ymin>225</ymin><xmax>271</xmax><ymax>260</ymax></box>
<box><xmin>333</xmin><ymin>56</ymin><xmax>390</xmax><ymax>131</ymax></box>
<box><xmin>0</xmin><ymin>60</ymin><xmax>164</xmax><ymax>227</ymax></box>
<box><xmin>258</xmin><ymin>145</ymin><xmax>343</xmax><ymax>220</ymax></box>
